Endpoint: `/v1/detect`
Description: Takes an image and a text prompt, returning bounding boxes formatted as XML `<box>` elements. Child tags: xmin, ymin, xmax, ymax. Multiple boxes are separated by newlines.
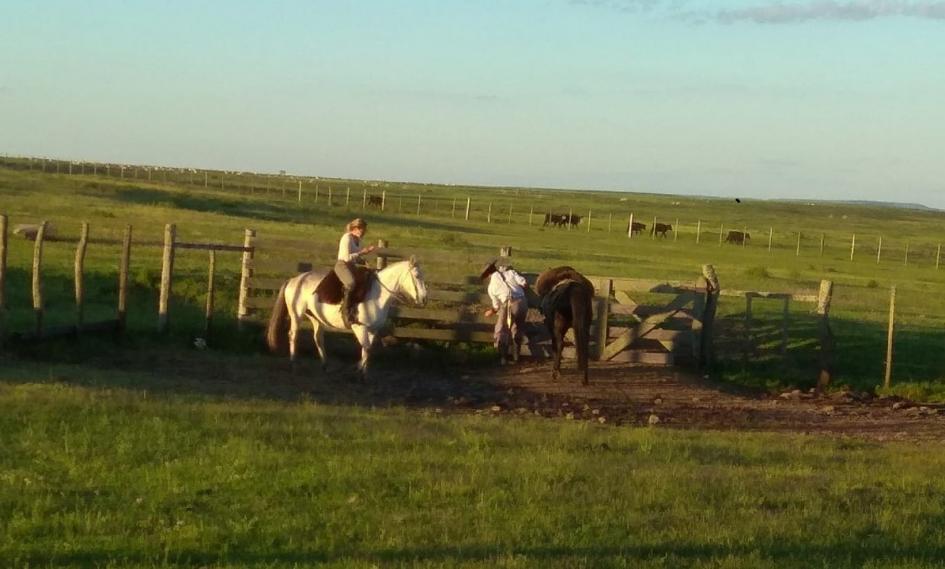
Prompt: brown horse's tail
<box><xmin>570</xmin><ymin>284</ymin><xmax>593</xmax><ymax>384</ymax></box>
<box><xmin>266</xmin><ymin>281</ymin><xmax>290</xmax><ymax>354</ymax></box>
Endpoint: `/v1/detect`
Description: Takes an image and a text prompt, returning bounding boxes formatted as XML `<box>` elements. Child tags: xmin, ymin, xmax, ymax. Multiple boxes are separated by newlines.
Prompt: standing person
<box><xmin>480</xmin><ymin>259</ymin><xmax>529</xmax><ymax>364</ymax></box>
<box><xmin>336</xmin><ymin>218</ymin><xmax>377</xmax><ymax>327</ymax></box>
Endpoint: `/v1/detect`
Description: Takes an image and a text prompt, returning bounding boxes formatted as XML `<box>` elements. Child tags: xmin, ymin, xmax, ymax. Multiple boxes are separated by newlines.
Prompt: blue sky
<box><xmin>2</xmin><ymin>1</ymin><xmax>944</xmax><ymax>205</ymax></box>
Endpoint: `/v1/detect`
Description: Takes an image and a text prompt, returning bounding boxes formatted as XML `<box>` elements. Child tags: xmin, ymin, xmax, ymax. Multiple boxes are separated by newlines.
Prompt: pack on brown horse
<box><xmin>535</xmin><ymin>266</ymin><xmax>595</xmax><ymax>385</ymax></box>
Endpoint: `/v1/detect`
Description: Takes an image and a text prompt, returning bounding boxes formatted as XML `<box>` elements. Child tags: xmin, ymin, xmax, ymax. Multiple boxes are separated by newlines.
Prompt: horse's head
<box><xmin>397</xmin><ymin>256</ymin><xmax>428</xmax><ymax>306</ymax></box>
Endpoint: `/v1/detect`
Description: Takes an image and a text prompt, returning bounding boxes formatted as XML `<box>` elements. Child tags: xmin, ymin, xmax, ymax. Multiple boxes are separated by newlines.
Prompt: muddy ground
<box><xmin>24</xmin><ymin>342</ymin><xmax>943</xmax><ymax>443</ymax></box>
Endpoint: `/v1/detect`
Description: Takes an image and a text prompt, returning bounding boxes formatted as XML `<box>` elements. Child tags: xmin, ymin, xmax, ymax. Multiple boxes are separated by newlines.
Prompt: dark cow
<box><xmin>367</xmin><ymin>195</ymin><xmax>383</xmax><ymax>207</ymax></box>
<box><xmin>625</xmin><ymin>221</ymin><xmax>647</xmax><ymax>235</ymax></box>
<box><xmin>543</xmin><ymin>213</ymin><xmax>577</xmax><ymax>228</ymax></box>
<box><xmin>725</xmin><ymin>230</ymin><xmax>751</xmax><ymax>244</ymax></box>
<box><xmin>651</xmin><ymin>223</ymin><xmax>673</xmax><ymax>238</ymax></box>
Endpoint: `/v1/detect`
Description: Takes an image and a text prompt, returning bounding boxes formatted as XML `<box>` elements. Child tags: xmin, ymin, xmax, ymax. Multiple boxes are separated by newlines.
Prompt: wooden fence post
<box><xmin>742</xmin><ymin>294</ymin><xmax>753</xmax><ymax>366</ymax></box>
<box><xmin>487</xmin><ymin>202</ymin><xmax>493</xmax><ymax>223</ymax></box>
<box><xmin>719</xmin><ymin>224</ymin><xmax>724</xmax><ymax>247</ymax></box>
<box><xmin>816</xmin><ymin>279</ymin><xmax>834</xmax><ymax>393</ymax></box>
<box><xmin>74</xmin><ymin>222</ymin><xmax>89</xmax><ymax>330</ymax></box>
<box><xmin>904</xmin><ymin>242</ymin><xmax>909</xmax><ymax>266</ymax></box>
<box><xmin>376</xmin><ymin>239</ymin><xmax>389</xmax><ymax>270</ymax></box>
<box><xmin>699</xmin><ymin>264</ymin><xmax>720</xmax><ymax>369</ymax></box>
<box><xmin>850</xmin><ymin>234</ymin><xmax>856</xmax><ymax>261</ymax></box>
<box><xmin>568</xmin><ymin>207</ymin><xmax>574</xmax><ymax>231</ymax></box>
<box><xmin>877</xmin><ymin>236</ymin><xmax>883</xmax><ymax>264</ymax></box>
<box><xmin>795</xmin><ymin>232</ymin><xmax>801</xmax><ymax>257</ymax></box>
<box><xmin>32</xmin><ymin>221</ymin><xmax>48</xmax><ymax>336</ymax></box>
<box><xmin>768</xmin><ymin>227</ymin><xmax>773</xmax><ymax>252</ymax></box>
<box><xmin>529</xmin><ymin>206</ymin><xmax>534</xmax><ymax>226</ymax></box>
<box><xmin>675</xmin><ymin>219</ymin><xmax>679</xmax><ymax>242</ymax></box>
<box><xmin>297</xmin><ymin>181</ymin><xmax>302</xmax><ymax>203</ymax></box>
<box><xmin>0</xmin><ymin>214</ymin><xmax>6</xmax><ymax>320</ymax></box>
<box><xmin>328</xmin><ymin>186</ymin><xmax>333</xmax><ymax>207</ymax></box>
<box><xmin>596</xmin><ymin>279</ymin><xmax>612</xmax><ymax>360</ymax></box>
<box><xmin>117</xmin><ymin>225</ymin><xmax>132</xmax><ymax>333</ymax></box>
<box><xmin>509</xmin><ymin>204</ymin><xmax>514</xmax><ymax>224</ymax></box>
<box><xmin>608</xmin><ymin>213</ymin><xmax>613</xmax><ymax>233</ymax></box>
<box><xmin>452</xmin><ymin>199</ymin><xmax>457</xmax><ymax>218</ymax></box>
<box><xmin>742</xmin><ymin>226</ymin><xmax>747</xmax><ymax>248</ymax></box>
<box><xmin>158</xmin><ymin>224</ymin><xmax>176</xmax><ymax>333</ymax></box>
<box><xmin>417</xmin><ymin>194</ymin><xmax>422</xmax><ymax>216</ymax></box>
<box><xmin>465</xmin><ymin>197</ymin><xmax>471</xmax><ymax>221</ymax></box>
<box><xmin>937</xmin><ymin>243</ymin><xmax>942</xmax><ymax>269</ymax></box>
<box><xmin>381</xmin><ymin>190</ymin><xmax>386</xmax><ymax>211</ymax></box>
<box><xmin>346</xmin><ymin>187</ymin><xmax>351</xmax><ymax>208</ymax></box>
<box><xmin>696</xmin><ymin>219</ymin><xmax>701</xmax><ymax>243</ymax></box>
<box><xmin>587</xmin><ymin>209</ymin><xmax>592</xmax><ymax>232</ymax></box>
<box><xmin>237</xmin><ymin>228</ymin><xmax>255</xmax><ymax>330</ymax></box>
<box><xmin>780</xmin><ymin>297</ymin><xmax>790</xmax><ymax>356</ymax></box>
<box><xmin>820</xmin><ymin>233</ymin><xmax>825</xmax><ymax>256</ymax></box>
<box><xmin>652</xmin><ymin>216</ymin><xmax>657</xmax><ymax>240</ymax></box>
<box><xmin>362</xmin><ymin>188</ymin><xmax>367</xmax><ymax>209</ymax></box>
<box><xmin>627</xmin><ymin>213</ymin><xmax>634</xmax><ymax>239</ymax></box>
<box><xmin>884</xmin><ymin>285</ymin><xmax>896</xmax><ymax>389</ymax></box>
<box><xmin>205</xmin><ymin>250</ymin><xmax>216</xmax><ymax>338</ymax></box>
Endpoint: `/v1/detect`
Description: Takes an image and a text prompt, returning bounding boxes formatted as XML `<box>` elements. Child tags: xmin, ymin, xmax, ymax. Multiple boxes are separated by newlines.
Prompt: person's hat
<box><xmin>479</xmin><ymin>258</ymin><xmax>498</xmax><ymax>280</ymax></box>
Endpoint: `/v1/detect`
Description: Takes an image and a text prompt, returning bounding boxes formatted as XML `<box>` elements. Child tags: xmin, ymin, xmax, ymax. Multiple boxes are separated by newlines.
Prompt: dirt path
<box><xmin>452</xmin><ymin>362</ymin><xmax>945</xmax><ymax>442</ymax></box>
<box><xmin>13</xmin><ymin>346</ymin><xmax>945</xmax><ymax>442</ymax></box>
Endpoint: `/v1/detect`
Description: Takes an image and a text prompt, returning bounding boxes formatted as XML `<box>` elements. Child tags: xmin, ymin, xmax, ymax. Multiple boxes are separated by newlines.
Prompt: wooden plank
<box><xmin>608</xmin><ymin>351</ymin><xmax>675</xmax><ymax>365</ymax></box>
<box><xmin>721</xmin><ymin>289</ymin><xmax>817</xmax><ymax>303</ymax></box>
<box><xmin>388</xmin><ymin>327</ymin><xmax>495</xmax><ymax>343</ymax></box>
<box><xmin>601</xmin><ymin>292</ymin><xmax>696</xmax><ymax>361</ymax></box>
<box><xmin>596</xmin><ymin>279</ymin><xmax>612</xmax><ymax>360</ymax></box>
<box><xmin>174</xmin><ymin>242</ymin><xmax>253</xmax><ymax>253</ymax></box>
<box><xmin>248</xmin><ymin>258</ymin><xmax>318</xmax><ymax>274</ymax></box>
<box><xmin>391</xmin><ymin>306</ymin><xmax>494</xmax><ymax>325</ymax></box>
<box><xmin>247</xmin><ymin>276</ymin><xmax>288</xmax><ymax>291</ymax></box>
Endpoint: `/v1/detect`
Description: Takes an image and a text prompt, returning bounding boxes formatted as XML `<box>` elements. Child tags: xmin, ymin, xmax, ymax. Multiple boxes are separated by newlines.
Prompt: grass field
<box><xmin>3</xmin><ymin>159</ymin><xmax>945</xmax><ymax>567</ymax></box>
<box><xmin>2</xmin><ymin>159</ymin><xmax>945</xmax><ymax>397</ymax></box>
<box><xmin>3</xmin><ymin>356</ymin><xmax>945</xmax><ymax>569</ymax></box>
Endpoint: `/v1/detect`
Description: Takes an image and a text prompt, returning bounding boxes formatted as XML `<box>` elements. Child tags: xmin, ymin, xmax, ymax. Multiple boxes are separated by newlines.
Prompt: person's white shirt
<box><xmin>487</xmin><ymin>268</ymin><xmax>527</xmax><ymax>310</ymax></box>
<box><xmin>337</xmin><ymin>232</ymin><xmax>362</xmax><ymax>262</ymax></box>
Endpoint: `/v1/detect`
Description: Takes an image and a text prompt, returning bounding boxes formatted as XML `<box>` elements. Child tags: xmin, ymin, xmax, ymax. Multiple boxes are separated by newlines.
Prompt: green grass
<box><xmin>2</xmin><ymin>358</ymin><xmax>945</xmax><ymax>568</ymax></box>
<box><xmin>3</xmin><ymin>160</ymin><xmax>945</xmax><ymax>397</ymax></box>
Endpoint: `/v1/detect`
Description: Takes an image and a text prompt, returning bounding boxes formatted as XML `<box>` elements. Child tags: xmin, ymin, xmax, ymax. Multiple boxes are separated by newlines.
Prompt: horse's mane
<box><xmin>535</xmin><ymin>266</ymin><xmax>594</xmax><ymax>296</ymax></box>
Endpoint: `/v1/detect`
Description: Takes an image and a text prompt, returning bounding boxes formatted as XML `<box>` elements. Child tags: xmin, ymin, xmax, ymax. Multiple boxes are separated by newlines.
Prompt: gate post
<box><xmin>237</xmin><ymin>228</ymin><xmax>256</xmax><ymax>330</ymax></box>
<box><xmin>596</xmin><ymin>279</ymin><xmax>612</xmax><ymax>360</ymax></box>
<box><xmin>699</xmin><ymin>264</ymin><xmax>720</xmax><ymax>369</ymax></box>
<box><xmin>158</xmin><ymin>224</ymin><xmax>176</xmax><ymax>333</ymax></box>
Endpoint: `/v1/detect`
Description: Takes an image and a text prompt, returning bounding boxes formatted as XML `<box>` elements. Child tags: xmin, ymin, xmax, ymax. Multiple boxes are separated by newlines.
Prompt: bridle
<box><xmin>377</xmin><ymin>262</ymin><xmax>423</xmax><ymax>305</ymax></box>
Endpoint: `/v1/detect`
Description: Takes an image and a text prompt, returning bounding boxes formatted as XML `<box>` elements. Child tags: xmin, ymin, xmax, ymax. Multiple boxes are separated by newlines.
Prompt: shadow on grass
<box><xmin>12</xmin><ymin>541</ymin><xmax>945</xmax><ymax>567</ymax></box>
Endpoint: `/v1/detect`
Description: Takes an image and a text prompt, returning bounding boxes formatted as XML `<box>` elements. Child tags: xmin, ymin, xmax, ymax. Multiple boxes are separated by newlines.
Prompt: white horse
<box><xmin>266</xmin><ymin>258</ymin><xmax>428</xmax><ymax>379</ymax></box>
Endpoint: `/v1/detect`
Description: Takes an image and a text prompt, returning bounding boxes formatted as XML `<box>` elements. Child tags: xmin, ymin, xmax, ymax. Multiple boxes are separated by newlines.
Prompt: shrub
<box><xmin>742</xmin><ymin>266</ymin><xmax>772</xmax><ymax>279</ymax></box>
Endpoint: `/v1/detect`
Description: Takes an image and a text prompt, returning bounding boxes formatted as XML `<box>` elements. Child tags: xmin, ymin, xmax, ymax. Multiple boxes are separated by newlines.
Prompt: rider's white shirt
<box><xmin>337</xmin><ymin>232</ymin><xmax>362</xmax><ymax>262</ymax></box>
<box><xmin>487</xmin><ymin>268</ymin><xmax>527</xmax><ymax>310</ymax></box>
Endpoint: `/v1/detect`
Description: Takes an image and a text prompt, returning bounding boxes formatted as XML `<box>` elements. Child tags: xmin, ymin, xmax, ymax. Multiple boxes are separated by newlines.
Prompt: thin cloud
<box><xmin>572</xmin><ymin>0</ymin><xmax>945</xmax><ymax>23</ymax></box>
<box><xmin>712</xmin><ymin>1</ymin><xmax>945</xmax><ymax>24</ymax></box>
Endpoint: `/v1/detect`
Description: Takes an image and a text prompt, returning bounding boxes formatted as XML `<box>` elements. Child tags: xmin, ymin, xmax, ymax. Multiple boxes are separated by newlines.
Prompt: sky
<box><xmin>2</xmin><ymin>1</ymin><xmax>944</xmax><ymax>205</ymax></box>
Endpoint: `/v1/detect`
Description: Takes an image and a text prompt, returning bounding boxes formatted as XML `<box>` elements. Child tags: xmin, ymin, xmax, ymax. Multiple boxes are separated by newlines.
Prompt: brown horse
<box><xmin>535</xmin><ymin>266</ymin><xmax>595</xmax><ymax>385</ymax></box>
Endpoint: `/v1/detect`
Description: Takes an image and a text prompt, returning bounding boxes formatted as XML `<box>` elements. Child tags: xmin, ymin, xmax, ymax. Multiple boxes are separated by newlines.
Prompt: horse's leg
<box><xmin>552</xmin><ymin>313</ymin><xmax>568</xmax><ymax>381</ymax></box>
<box><xmin>288</xmin><ymin>308</ymin><xmax>299</xmax><ymax>365</ymax></box>
<box><xmin>352</xmin><ymin>325</ymin><xmax>373</xmax><ymax>381</ymax></box>
<box><xmin>310</xmin><ymin>317</ymin><xmax>328</xmax><ymax>372</ymax></box>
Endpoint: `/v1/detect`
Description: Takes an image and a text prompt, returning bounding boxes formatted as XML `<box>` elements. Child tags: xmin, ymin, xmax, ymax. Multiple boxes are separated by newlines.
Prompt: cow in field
<box><xmin>625</xmin><ymin>221</ymin><xmax>647</xmax><ymax>235</ymax></box>
<box><xmin>651</xmin><ymin>223</ymin><xmax>673</xmax><ymax>238</ymax></box>
<box><xmin>367</xmin><ymin>195</ymin><xmax>383</xmax><ymax>208</ymax></box>
<box><xmin>566</xmin><ymin>214</ymin><xmax>582</xmax><ymax>227</ymax></box>
<box><xmin>543</xmin><ymin>213</ymin><xmax>575</xmax><ymax>227</ymax></box>
<box><xmin>725</xmin><ymin>230</ymin><xmax>751</xmax><ymax>244</ymax></box>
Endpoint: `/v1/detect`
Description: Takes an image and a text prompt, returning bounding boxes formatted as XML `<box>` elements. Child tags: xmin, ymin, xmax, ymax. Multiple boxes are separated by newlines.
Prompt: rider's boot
<box><xmin>340</xmin><ymin>286</ymin><xmax>353</xmax><ymax>328</ymax></box>
<box><xmin>498</xmin><ymin>340</ymin><xmax>508</xmax><ymax>365</ymax></box>
<box><xmin>512</xmin><ymin>340</ymin><xmax>521</xmax><ymax>363</ymax></box>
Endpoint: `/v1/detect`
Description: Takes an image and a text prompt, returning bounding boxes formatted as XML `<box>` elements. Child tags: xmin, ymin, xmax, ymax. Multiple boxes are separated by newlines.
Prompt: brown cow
<box><xmin>650</xmin><ymin>223</ymin><xmax>672</xmax><ymax>238</ymax></box>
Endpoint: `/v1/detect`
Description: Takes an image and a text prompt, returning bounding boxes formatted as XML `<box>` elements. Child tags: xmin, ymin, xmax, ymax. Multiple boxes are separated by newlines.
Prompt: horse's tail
<box><xmin>266</xmin><ymin>281</ymin><xmax>290</xmax><ymax>354</ymax></box>
<box><xmin>570</xmin><ymin>284</ymin><xmax>593</xmax><ymax>384</ymax></box>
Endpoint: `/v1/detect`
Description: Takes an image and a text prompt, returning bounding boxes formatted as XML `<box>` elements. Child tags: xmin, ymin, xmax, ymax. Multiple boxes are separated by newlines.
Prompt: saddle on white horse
<box><xmin>314</xmin><ymin>264</ymin><xmax>376</xmax><ymax>305</ymax></box>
